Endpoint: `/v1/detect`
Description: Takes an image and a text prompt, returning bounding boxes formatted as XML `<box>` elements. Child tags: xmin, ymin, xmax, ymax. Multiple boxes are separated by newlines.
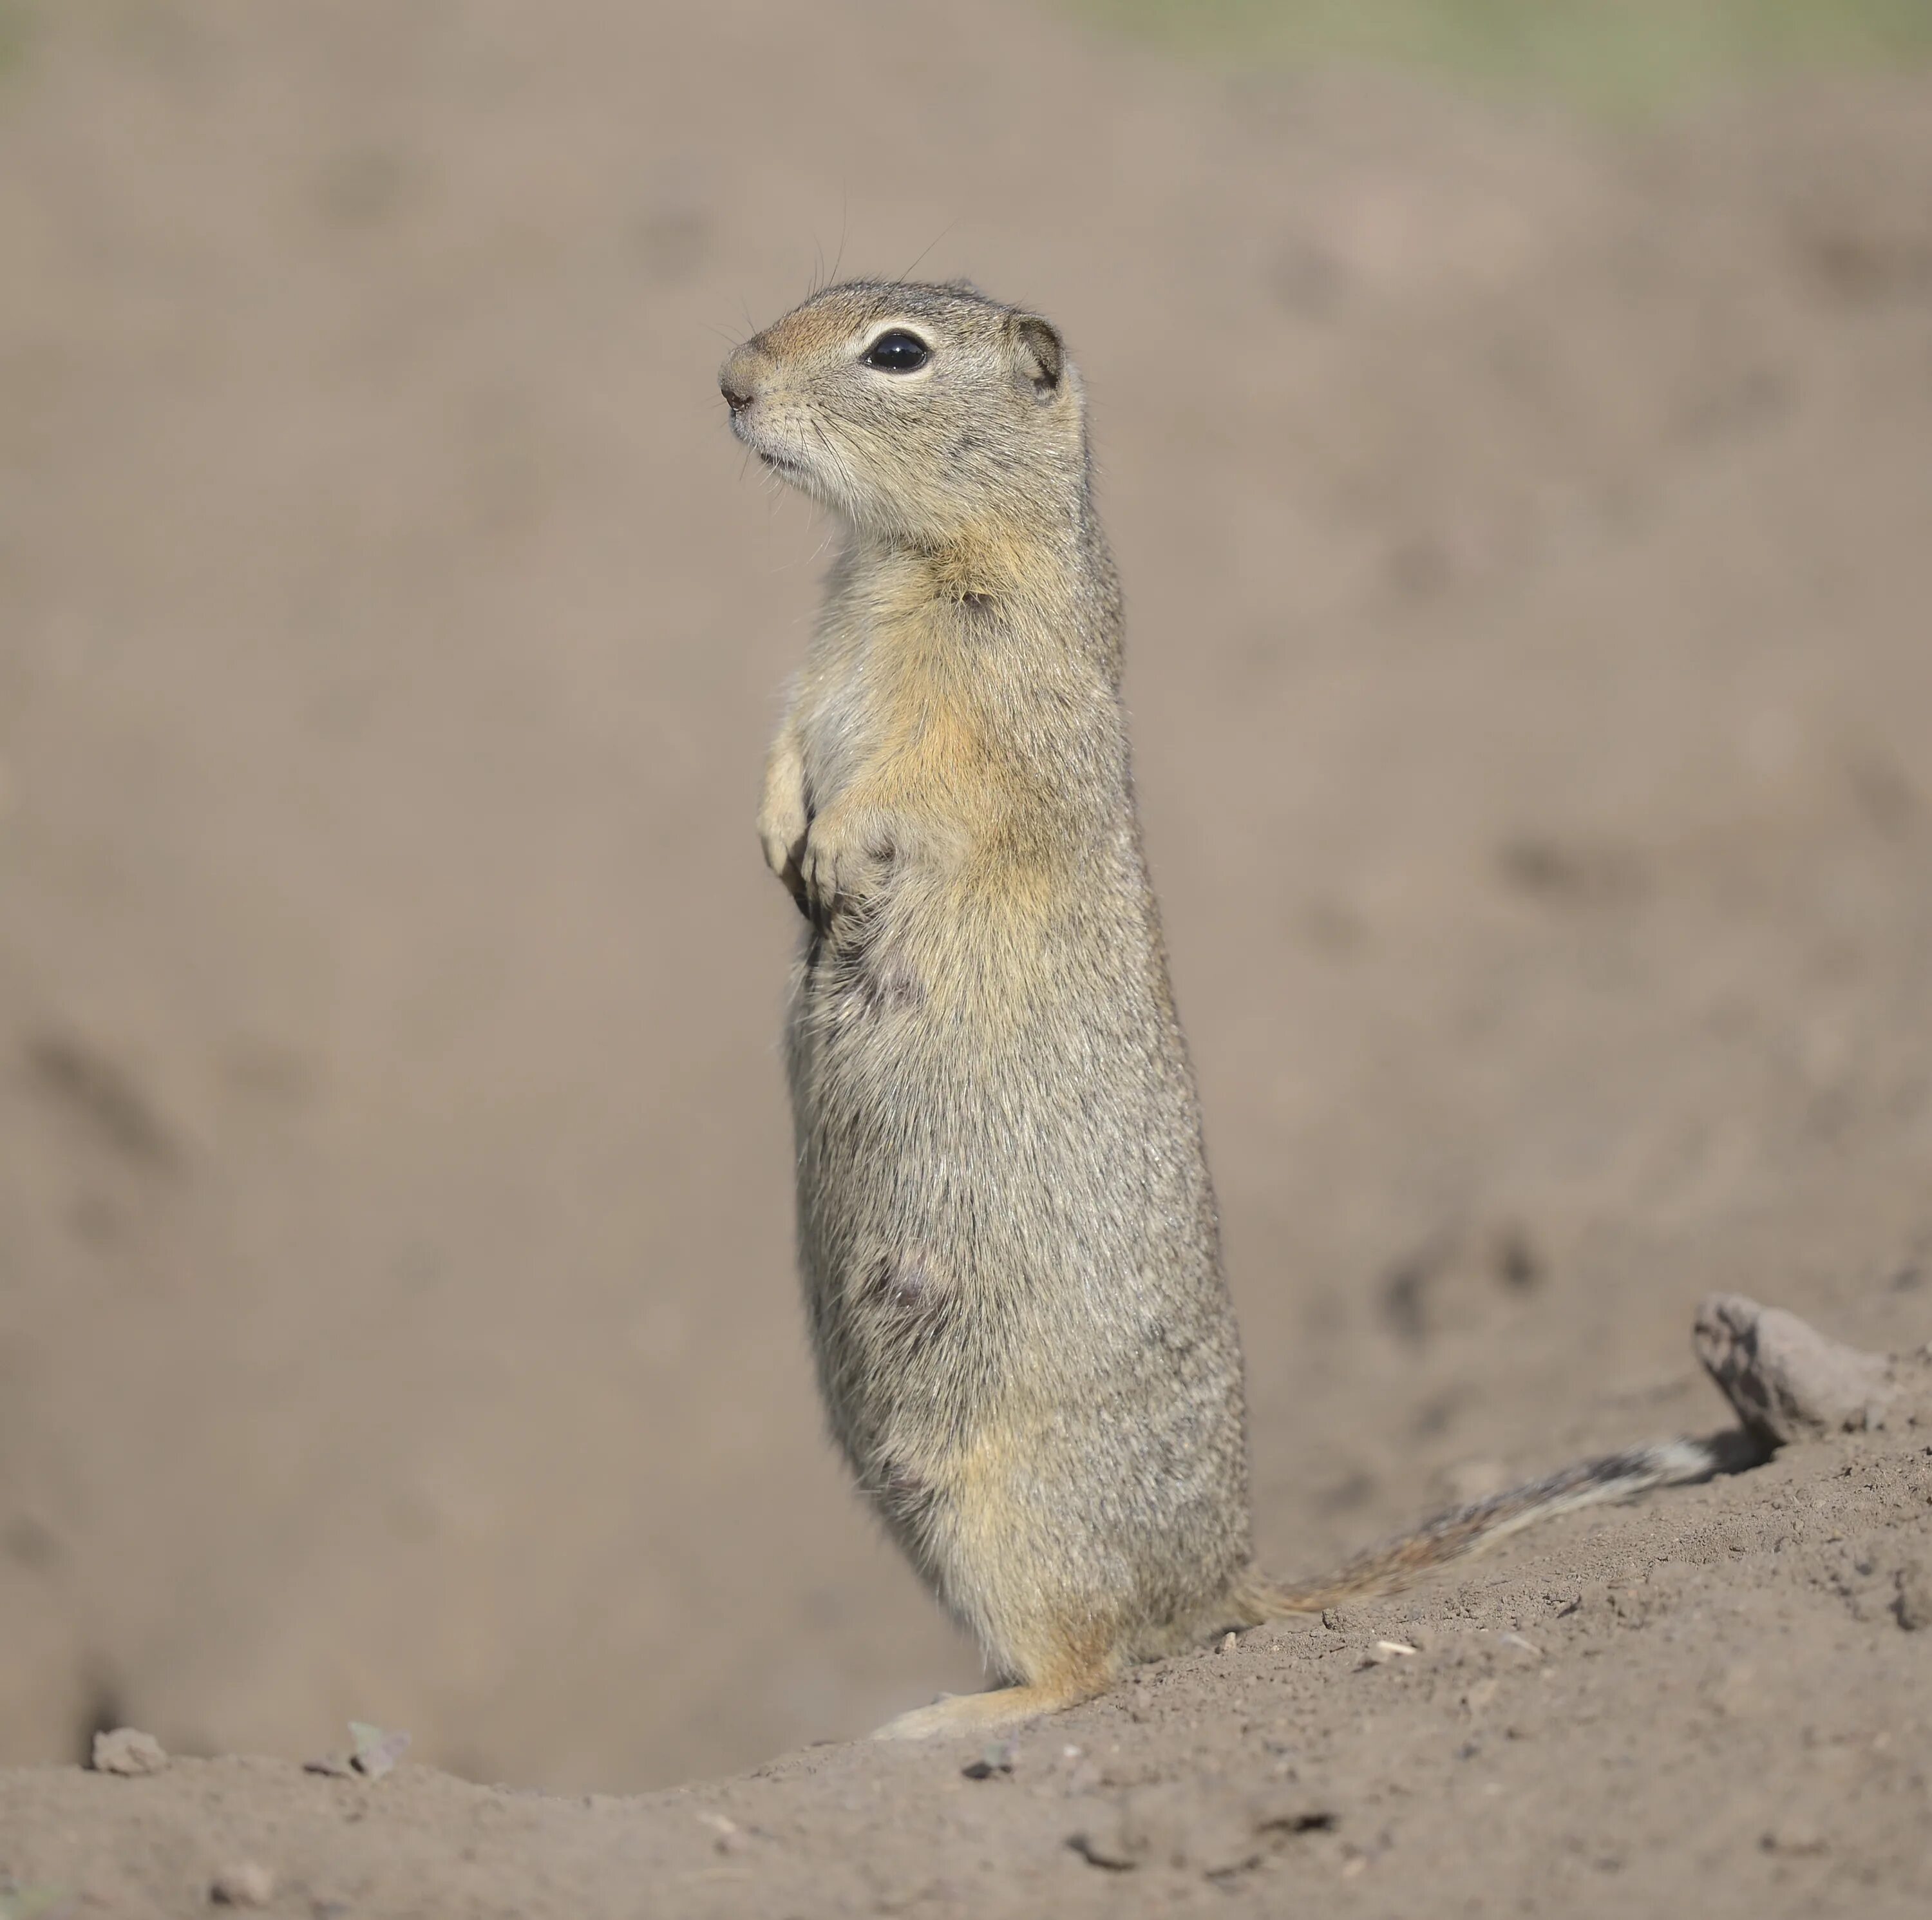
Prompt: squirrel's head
<box><xmin>719</xmin><ymin>280</ymin><xmax>1087</xmax><ymax>545</ymax></box>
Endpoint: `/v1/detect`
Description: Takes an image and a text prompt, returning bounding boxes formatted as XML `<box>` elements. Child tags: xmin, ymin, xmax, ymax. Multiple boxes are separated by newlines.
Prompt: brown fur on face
<box><xmin>721</xmin><ymin>281</ymin><xmax>1085</xmax><ymax>546</ymax></box>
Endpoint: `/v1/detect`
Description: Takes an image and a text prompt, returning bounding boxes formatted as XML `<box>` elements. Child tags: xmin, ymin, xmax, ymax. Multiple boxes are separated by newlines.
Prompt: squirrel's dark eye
<box><xmin>862</xmin><ymin>329</ymin><xmax>931</xmax><ymax>374</ymax></box>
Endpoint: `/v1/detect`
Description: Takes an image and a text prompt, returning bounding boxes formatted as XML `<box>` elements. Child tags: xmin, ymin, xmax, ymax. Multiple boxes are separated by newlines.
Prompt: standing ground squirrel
<box><xmin>719</xmin><ymin>280</ymin><xmax>1736</xmax><ymax>1740</ymax></box>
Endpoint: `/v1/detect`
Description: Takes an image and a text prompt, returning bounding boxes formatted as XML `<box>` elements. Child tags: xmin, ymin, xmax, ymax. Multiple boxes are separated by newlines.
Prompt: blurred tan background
<box><xmin>1</xmin><ymin>0</ymin><xmax>1928</xmax><ymax>1794</ymax></box>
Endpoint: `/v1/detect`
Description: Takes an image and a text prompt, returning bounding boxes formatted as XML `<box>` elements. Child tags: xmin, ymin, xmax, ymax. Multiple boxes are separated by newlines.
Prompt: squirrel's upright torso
<box><xmin>736</xmin><ymin>312</ymin><xmax>1253</xmax><ymax>1667</ymax></box>
<box><xmin>796</xmin><ymin>520</ymin><xmax>1249</xmax><ymax>1631</ymax></box>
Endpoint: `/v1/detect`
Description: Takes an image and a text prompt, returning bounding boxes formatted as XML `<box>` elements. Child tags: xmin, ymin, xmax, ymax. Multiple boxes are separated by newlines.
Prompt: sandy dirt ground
<box><xmin>1</xmin><ymin>0</ymin><xmax>1929</xmax><ymax>1912</ymax></box>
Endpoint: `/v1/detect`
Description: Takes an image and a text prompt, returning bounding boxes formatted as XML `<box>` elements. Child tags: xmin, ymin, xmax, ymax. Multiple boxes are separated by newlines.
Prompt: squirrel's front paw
<box><xmin>800</xmin><ymin>808</ymin><xmax>896</xmax><ymax>929</ymax></box>
<box><xmin>759</xmin><ymin>795</ymin><xmax>810</xmax><ymax>918</ymax></box>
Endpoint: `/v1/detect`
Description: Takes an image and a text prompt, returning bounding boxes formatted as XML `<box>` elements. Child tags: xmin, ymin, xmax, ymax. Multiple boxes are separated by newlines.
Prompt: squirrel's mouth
<box><xmin>730</xmin><ymin>412</ymin><xmax>813</xmax><ymax>482</ymax></box>
<box><xmin>729</xmin><ymin>408</ymin><xmax>849</xmax><ymax>515</ymax></box>
<box><xmin>752</xmin><ymin>440</ymin><xmax>834</xmax><ymax>502</ymax></box>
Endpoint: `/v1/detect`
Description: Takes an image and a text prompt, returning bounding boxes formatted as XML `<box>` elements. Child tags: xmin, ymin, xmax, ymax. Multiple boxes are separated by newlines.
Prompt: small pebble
<box><xmin>307</xmin><ymin>1721</ymin><xmax>411</xmax><ymax>1781</ymax></box>
<box><xmin>961</xmin><ymin>1740</ymin><xmax>1016</xmax><ymax>1780</ymax></box>
<box><xmin>91</xmin><ymin>1727</ymin><xmax>169</xmax><ymax>1776</ymax></box>
<box><xmin>210</xmin><ymin>1861</ymin><xmax>276</xmax><ymax>1907</ymax></box>
<box><xmin>1358</xmin><ymin>1639</ymin><xmax>1418</xmax><ymax>1668</ymax></box>
<box><xmin>697</xmin><ymin>1811</ymin><xmax>750</xmax><ymax>1856</ymax></box>
<box><xmin>348</xmin><ymin>1720</ymin><xmax>410</xmax><ymax>1778</ymax></box>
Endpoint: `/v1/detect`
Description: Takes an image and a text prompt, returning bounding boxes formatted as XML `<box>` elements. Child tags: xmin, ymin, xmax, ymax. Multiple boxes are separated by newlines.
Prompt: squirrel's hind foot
<box><xmin>871</xmin><ymin>1676</ymin><xmax>1104</xmax><ymax>1742</ymax></box>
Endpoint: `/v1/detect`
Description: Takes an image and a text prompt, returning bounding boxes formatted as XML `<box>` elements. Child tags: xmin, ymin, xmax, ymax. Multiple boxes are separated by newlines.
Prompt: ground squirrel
<box><xmin>719</xmin><ymin>280</ymin><xmax>1739</xmax><ymax>1740</ymax></box>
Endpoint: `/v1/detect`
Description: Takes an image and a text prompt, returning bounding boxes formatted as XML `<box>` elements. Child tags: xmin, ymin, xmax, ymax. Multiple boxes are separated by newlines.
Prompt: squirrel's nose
<box><xmin>719</xmin><ymin>347</ymin><xmax>759</xmax><ymax>414</ymax></box>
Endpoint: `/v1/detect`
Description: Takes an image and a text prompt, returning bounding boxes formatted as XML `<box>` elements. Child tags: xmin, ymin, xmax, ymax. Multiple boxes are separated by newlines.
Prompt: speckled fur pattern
<box><xmin>721</xmin><ymin>281</ymin><xmax>1734</xmax><ymax>1737</ymax></box>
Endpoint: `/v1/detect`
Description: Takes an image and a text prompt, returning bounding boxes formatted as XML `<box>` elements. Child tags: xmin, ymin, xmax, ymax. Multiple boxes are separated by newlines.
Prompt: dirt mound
<box><xmin>5</xmin><ymin>1421</ymin><xmax>1929</xmax><ymax>1915</ymax></box>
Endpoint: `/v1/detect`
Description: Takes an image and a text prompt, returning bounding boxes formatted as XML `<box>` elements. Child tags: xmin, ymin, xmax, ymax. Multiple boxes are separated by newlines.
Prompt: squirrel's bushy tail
<box><xmin>1234</xmin><ymin>1431</ymin><xmax>1763</xmax><ymax>1619</ymax></box>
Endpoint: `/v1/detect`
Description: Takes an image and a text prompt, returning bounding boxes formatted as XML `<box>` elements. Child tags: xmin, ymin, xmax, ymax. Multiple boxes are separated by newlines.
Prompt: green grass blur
<box><xmin>0</xmin><ymin>3</ymin><xmax>34</xmax><ymax>82</ymax></box>
<box><xmin>1073</xmin><ymin>0</ymin><xmax>1932</xmax><ymax>108</ymax></box>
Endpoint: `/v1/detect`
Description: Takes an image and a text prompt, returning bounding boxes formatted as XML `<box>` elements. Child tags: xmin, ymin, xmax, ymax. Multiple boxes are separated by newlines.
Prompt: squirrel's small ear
<box><xmin>1010</xmin><ymin>314</ymin><xmax>1065</xmax><ymax>399</ymax></box>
